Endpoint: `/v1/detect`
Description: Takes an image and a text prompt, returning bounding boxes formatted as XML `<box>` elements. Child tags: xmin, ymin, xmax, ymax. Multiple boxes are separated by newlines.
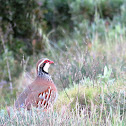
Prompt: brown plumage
<box><xmin>15</xmin><ymin>58</ymin><xmax>57</xmax><ymax>110</ymax></box>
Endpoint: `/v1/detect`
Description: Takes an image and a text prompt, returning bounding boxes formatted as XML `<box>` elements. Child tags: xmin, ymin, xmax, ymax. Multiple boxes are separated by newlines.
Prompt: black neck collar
<box><xmin>42</xmin><ymin>69</ymin><xmax>48</xmax><ymax>74</ymax></box>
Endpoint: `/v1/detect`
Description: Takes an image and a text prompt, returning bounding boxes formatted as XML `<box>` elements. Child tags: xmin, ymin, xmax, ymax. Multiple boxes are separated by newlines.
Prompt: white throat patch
<box><xmin>37</xmin><ymin>58</ymin><xmax>49</xmax><ymax>73</ymax></box>
<box><xmin>43</xmin><ymin>62</ymin><xmax>50</xmax><ymax>73</ymax></box>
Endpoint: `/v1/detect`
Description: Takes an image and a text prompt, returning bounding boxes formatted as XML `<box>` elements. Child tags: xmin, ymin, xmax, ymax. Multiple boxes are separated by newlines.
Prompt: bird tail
<box><xmin>15</xmin><ymin>87</ymin><xmax>30</xmax><ymax>109</ymax></box>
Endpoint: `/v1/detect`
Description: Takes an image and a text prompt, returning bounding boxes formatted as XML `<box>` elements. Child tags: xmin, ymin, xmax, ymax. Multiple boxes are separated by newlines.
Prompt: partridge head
<box><xmin>15</xmin><ymin>58</ymin><xmax>57</xmax><ymax>110</ymax></box>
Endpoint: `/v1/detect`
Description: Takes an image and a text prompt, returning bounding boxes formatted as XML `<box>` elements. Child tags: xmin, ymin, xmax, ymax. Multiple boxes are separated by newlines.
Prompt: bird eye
<box><xmin>44</xmin><ymin>60</ymin><xmax>48</xmax><ymax>63</ymax></box>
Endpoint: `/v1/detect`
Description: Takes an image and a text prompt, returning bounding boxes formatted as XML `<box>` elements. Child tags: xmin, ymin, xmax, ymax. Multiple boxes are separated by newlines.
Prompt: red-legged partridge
<box><xmin>15</xmin><ymin>58</ymin><xmax>58</xmax><ymax>110</ymax></box>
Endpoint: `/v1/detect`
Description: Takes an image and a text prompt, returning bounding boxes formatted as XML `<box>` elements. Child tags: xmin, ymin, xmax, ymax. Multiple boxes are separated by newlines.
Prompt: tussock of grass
<box><xmin>54</xmin><ymin>78</ymin><xmax>126</xmax><ymax>116</ymax></box>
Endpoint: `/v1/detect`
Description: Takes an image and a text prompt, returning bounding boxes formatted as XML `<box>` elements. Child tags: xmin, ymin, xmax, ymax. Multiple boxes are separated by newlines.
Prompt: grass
<box><xmin>0</xmin><ymin>6</ymin><xmax>126</xmax><ymax>125</ymax></box>
<box><xmin>0</xmin><ymin>79</ymin><xmax>125</xmax><ymax>125</ymax></box>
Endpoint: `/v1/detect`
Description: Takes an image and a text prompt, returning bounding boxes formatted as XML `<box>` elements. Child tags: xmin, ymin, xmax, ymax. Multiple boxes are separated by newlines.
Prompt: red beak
<box><xmin>49</xmin><ymin>60</ymin><xmax>54</xmax><ymax>64</ymax></box>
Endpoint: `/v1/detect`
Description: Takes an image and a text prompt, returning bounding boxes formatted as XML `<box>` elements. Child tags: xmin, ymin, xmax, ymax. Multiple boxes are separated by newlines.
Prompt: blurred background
<box><xmin>0</xmin><ymin>0</ymin><xmax>126</xmax><ymax>111</ymax></box>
